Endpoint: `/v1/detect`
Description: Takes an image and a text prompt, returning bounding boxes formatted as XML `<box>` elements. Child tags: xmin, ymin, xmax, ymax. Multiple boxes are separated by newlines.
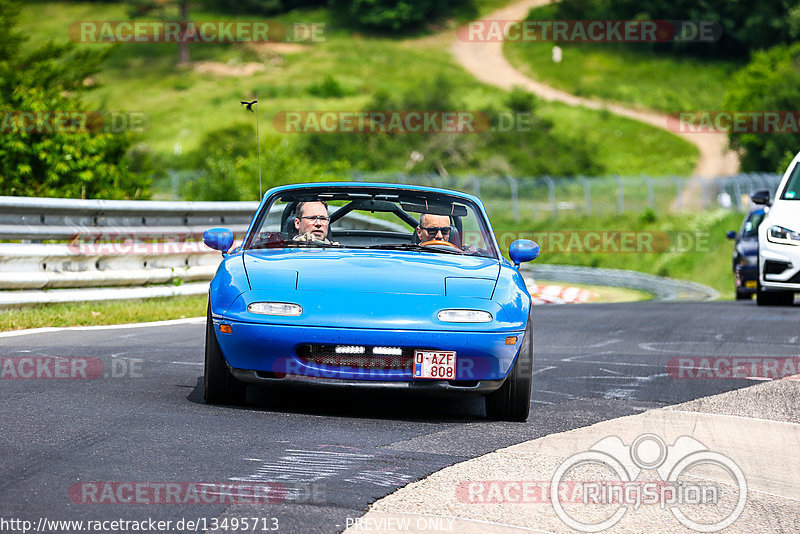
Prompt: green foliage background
<box><xmin>0</xmin><ymin>0</ymin><xmax>148</xmax><ymax>198</ymax></box>
<box><xmin>723</xmin><ymin>43</ymin><xmax>800</xmax><ymax>173</ymax></box>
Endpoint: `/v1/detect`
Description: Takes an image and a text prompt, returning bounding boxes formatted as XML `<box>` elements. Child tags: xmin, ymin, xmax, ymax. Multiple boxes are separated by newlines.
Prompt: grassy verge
<box><xmin>537</xmin><ymin>102</ymin><xmax>697</xmax><ymax>176</ymax></box>
<box><xmin>493</xmin><ymin>209</ymin><xmax>744</xmax><ymax>299</ymax></box>
<box><xmin>0</xmin><ymin>295</ymin><xmax>207</xmax><ymax>332</ymax></box>
<box><xmin>503</xmin><ymin>6</ymin><xmax>743</xmax><ymax>113</ymax></box>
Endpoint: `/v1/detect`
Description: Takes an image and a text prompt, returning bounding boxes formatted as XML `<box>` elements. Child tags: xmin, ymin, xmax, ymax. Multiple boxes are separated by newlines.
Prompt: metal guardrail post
<box><xmin>673</xmin><ymin>177</ymin><xmax>683</xmax><ymax>212</ymax></box>
<box><xmin>471</xmin><ymin>176</ymin><xmax>481</xmax><ymax>198</ymax></box>
<box><xmin>644</xmin><ymin>177</ymin><xmax>654</xmax><ymax>209</ymax></box>
<box><xmin>504</xmin><ymin>175</ymin><xmax>520</xmax><ymax>222</ymax></box>
<box><xmin>701</xmin><ymin>178</ymin><xmax>711</xmax><ymax>210</ymax></box>
<box><xmin>732</xmin><ymin>179</ymin><xmax>743</xmax><ymax>210</ymax></box>
<box><xmin>614</xmin><ymin>176</ymin><xmax>624</xmax><ymax>214</ymax></box>
<box><xmin>541</xmin><ymin>176</ymin><xmax>556</xmax><ymax>217</ymax></box>
<box><xmin>580</xmin><ymin>177</ymin><xmax>591</xmax><ymax>216</ymax></box>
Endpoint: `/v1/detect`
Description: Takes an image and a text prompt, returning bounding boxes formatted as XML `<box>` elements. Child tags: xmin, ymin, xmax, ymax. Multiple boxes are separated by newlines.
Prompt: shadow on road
<box><xmin>187</xmin><ymin>377</ymin><xmax>488</xmax><ymax>423</ymax></box>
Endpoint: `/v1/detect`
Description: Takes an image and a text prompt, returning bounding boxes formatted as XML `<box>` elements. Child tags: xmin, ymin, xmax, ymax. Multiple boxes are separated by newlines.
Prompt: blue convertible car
<box><xmin>203</xmin><ymin>183</ymin><xmax>539</xmax><ymax>421</ymax></box>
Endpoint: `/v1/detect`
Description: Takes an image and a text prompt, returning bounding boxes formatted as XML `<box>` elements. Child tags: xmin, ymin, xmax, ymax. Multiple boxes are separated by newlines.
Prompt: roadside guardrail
<box><xmin>0</xmin><ymin>196</ymin><xmax>404</xmax><ymax>306</ymax></box>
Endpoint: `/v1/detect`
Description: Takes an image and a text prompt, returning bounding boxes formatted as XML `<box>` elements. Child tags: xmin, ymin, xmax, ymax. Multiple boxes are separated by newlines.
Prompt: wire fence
<box><xmin>352</xmin><ymin>172</ymin><xmax>782</xmax><ymax>220</ymax></box>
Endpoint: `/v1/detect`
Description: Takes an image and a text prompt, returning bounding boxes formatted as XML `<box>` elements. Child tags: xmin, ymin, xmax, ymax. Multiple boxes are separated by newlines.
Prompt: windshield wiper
<box><xmin>282</xmin><ymin>241</ymin><xmax>343</xmax><ymax>248</ymax></box>
<box><xmin>362</xmin><ymin>243</ymin><xmax>463</xmax><ymax>254</ymax></box>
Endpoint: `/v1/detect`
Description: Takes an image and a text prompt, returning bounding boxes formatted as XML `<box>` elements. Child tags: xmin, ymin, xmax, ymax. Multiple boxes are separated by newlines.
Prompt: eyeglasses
<box><xmin>421</xmin><ymin>226</ymin><xmax>451</xmax><ymax>235</ymax></box>
<box><xmin>299</xmin><ymin>216</ymin><xmax>329</xmax><ymax>223</ymax></box>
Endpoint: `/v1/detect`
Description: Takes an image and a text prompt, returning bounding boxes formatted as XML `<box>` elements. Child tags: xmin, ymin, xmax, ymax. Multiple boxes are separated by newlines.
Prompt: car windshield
<box><xmin>741</xmin><ymin>210</ymin><xmax>765</xmax><ymax>238</ymax></box>
<box><xmin>243</xmin><ymin>186</ymin><xmax>498</xmax><ymax>259</ymax></box>
<box><xmin>780</xmin><ymin>163</ymin><xmax>800</xmax><ymax>200</ymax></box>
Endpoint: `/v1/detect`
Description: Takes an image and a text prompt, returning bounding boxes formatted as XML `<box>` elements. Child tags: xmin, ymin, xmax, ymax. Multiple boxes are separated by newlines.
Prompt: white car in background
<box><xmin>753</xmin><ymin>151</ymin><xmax>800</xmax><ymax>306</ymax></box>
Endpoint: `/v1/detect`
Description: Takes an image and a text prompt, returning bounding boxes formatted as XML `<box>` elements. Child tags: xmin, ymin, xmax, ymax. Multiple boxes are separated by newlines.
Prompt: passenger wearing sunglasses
<box><xmin>415</xmin><ymin>213</ymin><xmax>452</xmax><ymax>244</ymax></box>
<box><xmin>294</xmin><ymin>200</ymin><xmax>337</xmax><ymax>244</ymax></box>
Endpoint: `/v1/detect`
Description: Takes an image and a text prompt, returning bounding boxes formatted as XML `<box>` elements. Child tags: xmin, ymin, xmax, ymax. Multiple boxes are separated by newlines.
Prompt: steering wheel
<box><xmin>420</xmin><ymin>239</ymin><xmax>462</xmax><ymax>251</ymax></box>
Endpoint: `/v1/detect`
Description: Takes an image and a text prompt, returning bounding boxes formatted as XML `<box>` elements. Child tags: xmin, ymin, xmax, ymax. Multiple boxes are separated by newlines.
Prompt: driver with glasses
<box><xmin>294</xmin><ymin>200</ymin><xmax>338</xmax><ymax>244</ymax></box>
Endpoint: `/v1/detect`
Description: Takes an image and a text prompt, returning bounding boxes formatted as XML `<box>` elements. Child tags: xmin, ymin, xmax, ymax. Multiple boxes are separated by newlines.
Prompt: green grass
<box><xmin>16</xmin><ymin>1</ymin><xmax>698</xmax><ymax>180</ymax></box>
<box><xmin>538</xmin><ymin>102</ymin><xmax>697</xmax><ymax>176</ymax></box>
<box><xmin>493</xmin><ymin>209</ymin><xmax>744</xmax><ymax>299</ymax></box>
<box><xmin>0</xmin><ymin>295</ymin><xmax>207</xmax><ymax>332</ymax></box>
<box><xmin>504</xmin><ymin>7</ymin><xmax>743</xmax><ymax>113</ymax></box>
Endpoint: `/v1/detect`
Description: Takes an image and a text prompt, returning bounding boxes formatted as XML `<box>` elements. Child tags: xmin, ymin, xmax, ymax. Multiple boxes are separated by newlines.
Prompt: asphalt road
<box><xmin>1</xmin><ymin>300</ymin><xmax>796</xmax><ymax>533</ymax></box>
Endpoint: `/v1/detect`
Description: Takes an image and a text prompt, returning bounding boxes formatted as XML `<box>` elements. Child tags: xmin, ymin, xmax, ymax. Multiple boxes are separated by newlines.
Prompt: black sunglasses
<box><xmin>421</xmin><ymin>226</ymin><xmax>451</xmax><ymax>235</ymax></box>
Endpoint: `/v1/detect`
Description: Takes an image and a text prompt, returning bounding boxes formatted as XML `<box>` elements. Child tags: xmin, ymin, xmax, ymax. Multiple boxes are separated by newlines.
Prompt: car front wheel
<box><xmin>485</xmin><ymin>313</ymin><xmax>533</xmax><ymax>422</ymax></box>
<box><xmin>756</xmin><ymin>290</ymin><xmax>795</xmax><ymax>306</ymax></box>
<box><xmin>204</xmin><ymin>303</ymin><xmax>247</xmax><ymax>405</ymax></box>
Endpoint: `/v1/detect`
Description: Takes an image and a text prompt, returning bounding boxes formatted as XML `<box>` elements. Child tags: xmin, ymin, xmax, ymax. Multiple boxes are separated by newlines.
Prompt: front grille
<box><xmin>297</xmin><ymin>344</ymin><xmax>416</xmax><ymax>371</ymax></box>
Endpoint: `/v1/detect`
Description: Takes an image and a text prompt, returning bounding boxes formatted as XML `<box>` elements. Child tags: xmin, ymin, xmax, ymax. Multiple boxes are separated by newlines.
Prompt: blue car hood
<box><xmin>243</xmin><ymin>249</ymin><xmax>500</xmax><ymax>296</ymax></box>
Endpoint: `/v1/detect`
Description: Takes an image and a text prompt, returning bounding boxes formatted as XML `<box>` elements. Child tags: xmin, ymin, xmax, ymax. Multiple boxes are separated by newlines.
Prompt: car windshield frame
<box><xmin>740</xmin><ymin>210</ymin><xmax>765</xmax><ymax>238</ymax></box>
<box><xmin>242</xmin><ymin>185</ymin><xmax>500</xmax><ymax>260</ymax></box>
<box><xmin>779</xmin><ymin>162</ymin><xmax>800</xmax><ymax>200</ymax></box>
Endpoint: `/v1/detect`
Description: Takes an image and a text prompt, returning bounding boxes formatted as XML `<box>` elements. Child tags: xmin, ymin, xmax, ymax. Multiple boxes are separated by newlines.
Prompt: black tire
<box><xmin>756</xmin><ymin>288</ymin><xmax>795</xmax><ymax>306</ymax></box>
<box><xmin>735</xmin><ymin>289</ymin><xmax>751</xmax><ymax>300</ymax></box>
<box><xmin>204</xmin><ymin>303</ymin><xmax>246</xmax><ymax>405</ymax></box>
<box><xmin>485</xmin><ymin>313</ymin><xmax>533</xmax><ymax>422</ymax></box>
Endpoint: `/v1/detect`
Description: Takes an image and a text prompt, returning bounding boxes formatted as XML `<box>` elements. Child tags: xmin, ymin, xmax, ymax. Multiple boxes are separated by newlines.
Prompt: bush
<box><xmin>181</xmin><ymin>125</ymin><xmax>347</xmax><ymax>200</ymax></box>
<box><xmin>723</xmin><ymin>43</ymin><xmax>800</xmax><ymax>172</ymax></box>
<box><xmin>307</xmin><ymin>75</ymin><xmax>347</xmax><ymax>98</ymax></box>
<box><xmin>297</xmin><ymin>77</ymin><xmax>603</xmax><ymax>177</ymax></box>
<box><xmin>329</xmin><ymin>0</ymin><xmax>475</xmax><ymax>33</ymax></box>
<box><xmin>0</xmin><ymin>0</ymin><xmax>147</xmax><ymax>199</ymax></box>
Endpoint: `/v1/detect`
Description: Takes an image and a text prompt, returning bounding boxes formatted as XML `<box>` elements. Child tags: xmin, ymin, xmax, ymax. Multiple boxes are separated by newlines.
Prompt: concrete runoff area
<box><xmin>347</xmin><ymin>379</ymin><xmax>800</xmax><ymax>533</ymax></box>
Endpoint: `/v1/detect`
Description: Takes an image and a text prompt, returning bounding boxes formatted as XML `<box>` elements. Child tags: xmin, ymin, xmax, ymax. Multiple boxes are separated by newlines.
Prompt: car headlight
<box><xmin>437</xmin><ymin>309</ymin><xmax>493</xmax><ymax>323</ymax></box>
<box><xmin>247</xmin><ymin>302</ymin><xmax>302</xmax><ymax>316</ymax></box>
<box><xmin>767</xmin><ymin>225</ymin><xmax>800</xmax><ymax>246</ymax></box>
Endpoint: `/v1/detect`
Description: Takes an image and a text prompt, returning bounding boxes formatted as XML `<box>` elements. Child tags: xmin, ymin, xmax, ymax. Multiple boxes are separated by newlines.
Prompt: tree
<box><xmin>127</xmin><ymin>0</ymin><xmax>192</xmax><ymax>65</ymax></box>
<box><xmin>723</xmin><ymin>43</ymin><xmax>800</xmax><ymax>172</ymax></box>
<box><xmin>552</xmin><ymin>0</ymin><xmax>799</xmax><ymax>57</ymax></box>
<box><xmin>0</xmin><ymin>0</ymin><xmax>147</xmax><ymax>199</ymax></box>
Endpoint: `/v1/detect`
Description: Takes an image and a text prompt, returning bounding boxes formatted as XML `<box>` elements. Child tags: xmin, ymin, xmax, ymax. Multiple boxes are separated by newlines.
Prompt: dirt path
<box><xmin>450</xmin><ymin>0</ymin><xmax>739</xmax><ymax>179</ymax></box>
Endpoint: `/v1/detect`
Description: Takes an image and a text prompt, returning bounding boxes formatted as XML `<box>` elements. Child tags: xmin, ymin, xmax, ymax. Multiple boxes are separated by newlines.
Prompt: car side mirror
<box><xmin>509</xmin><ymin>239</ymin><xmax>540</xmax><ymax>268</ymax></box>
<box><xmin>726</xmin><ymin>231</ymin><xmax>737</xmax><ymax>240</ymax></box>
<box><xmin>203</xmin><ymin>227</ymin><xmax>234</xmax><ymax>254</ymax></box>
<box><xmin>751</xmin><ymin>189</ymin><xmax>771</xmax><ymax>206</ymax></box>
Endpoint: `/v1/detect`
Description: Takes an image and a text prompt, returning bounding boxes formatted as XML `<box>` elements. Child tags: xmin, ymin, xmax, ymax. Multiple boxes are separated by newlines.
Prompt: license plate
<box><xmin>745</xmin><ymin>280</ymin><xmax>757</xmax><ymax>289</ymax></box>
<box><xmin>413</xmin><ymin>350</ymin><xmax>456</xmax><ymax>379</ymax></box>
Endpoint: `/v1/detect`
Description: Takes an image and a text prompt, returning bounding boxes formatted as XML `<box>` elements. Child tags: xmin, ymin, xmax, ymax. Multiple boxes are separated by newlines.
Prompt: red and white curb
<box><xmin>529</xmin><ymin>284</ymin><xmax>596</xmax><ymax>305</ymax></box>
